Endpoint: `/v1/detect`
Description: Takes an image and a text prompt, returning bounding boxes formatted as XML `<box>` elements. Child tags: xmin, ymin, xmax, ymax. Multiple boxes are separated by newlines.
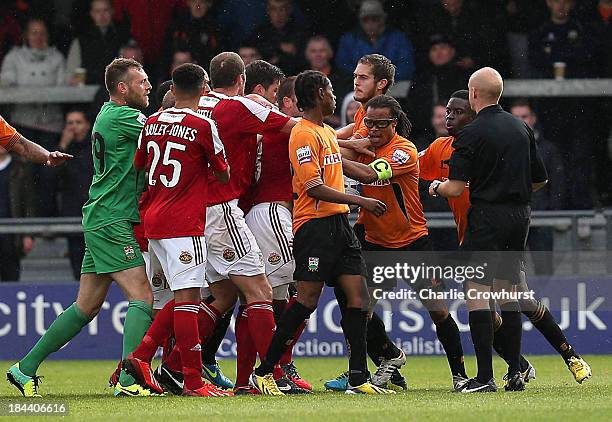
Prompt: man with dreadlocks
<box><xmin>341</xmin><ymin>94</ymin><xmax>470</xmax><ymax>391</ymax></box>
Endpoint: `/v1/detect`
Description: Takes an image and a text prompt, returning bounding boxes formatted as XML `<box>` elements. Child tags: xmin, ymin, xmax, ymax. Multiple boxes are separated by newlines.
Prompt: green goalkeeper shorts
<box><xmin>81</xmin><ymin>220</ymin><xmax>144</xmax><ymax>275</ymax></box>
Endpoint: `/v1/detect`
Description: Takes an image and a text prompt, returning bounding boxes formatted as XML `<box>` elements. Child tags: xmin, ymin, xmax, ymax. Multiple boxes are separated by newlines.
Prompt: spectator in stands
<box><xmin>305</xmin><ymin>35</ymin><xmax>352</xmax><ymax>127</ymax></box>
<box><xmin>0</xmin><ymin>7</ymin><xmax>21</xmax><ymax>65</ymax></box>
<box><xmin>340</xmin><ymin>91</ymin><xmax>360</xmax><ymax>127</ymax></box>
<box><xmin>66</xmin><ymin>0</ymin><xmax>128</xmax><ymax>85</ymax></box>
<box><xmin>171</xmin><ymin>49</ymin><xmax>195</xmax><ymax>71</ymax></box>
<box><xmin>0</xmin><ymin>18</ymin><xmax>66</xmax><ymax>148</ymax></box>
<box><xmin>113</xmin><ymin>0</ymin><xmax>185</xmax><ymax>80</ymax></box>
<box><xmin>336</xmin><ymin>0</ymin><xmax>415</xmax><ymax>80</ymax></box>
<box><xmin>503</xmin><ymin>0</ymin><xmax>550</xmax><ymax>78</ymax></box>
<box><xmin>408</xmin><ymin>33</ymin><xmax>469</xmax><ymax>140</ymax></box>
<box><xmin>511</xmin><ymin>100</ymin><xmax>565</xmax><ymax>274</ymax></box>
<box><xmin>55</xmin><ymin>109</ymin><xmax>93</xmax><ymax>279</ymax></box>
<box><xmin>164</xmin><ymin>0</ymin><xmax>223</xmax><ymax>74</ymax></box>
<box><xmin>238</xmin><ymin>44</ymin><xmax>262</xmax><ymax>66</ymax></box>
<box><xmin>0</xmin><ymin>148</ymin><xmax>36</xmax><ymax>281</ymax></box>
<box><xmin>426</xmin><ymin>0</ymin><xmax>508</xmax><ymax>74</ymax></box>
<box><xmin>215</xmin><ymin>0</ymin><xmax>268</xmax><ymax>49</ymax></box>
<box><xmin>528</xmin><ymin>0</ymin><xmax>596</xmax><ymax>78</ymax></box>
<box><xmin>577</xmin><ymin>0</ymin><xmax>612</xmax><ymax>77</ymax></box>
<box><xmin>251</xmin><ymin>0</ymin><xmax>309</xmax><ymax>76</ymax></box>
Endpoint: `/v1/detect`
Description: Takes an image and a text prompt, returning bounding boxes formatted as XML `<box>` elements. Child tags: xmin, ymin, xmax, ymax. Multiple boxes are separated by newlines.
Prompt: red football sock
<box><xmin>132</xmin><ymin>300</ymin><xmax>175</xmax><ymax>363</ymax></box>
<box><xmin>174</xmin><ymin>302</ymin><xmax>203</xmax><ymax>391</ymax></box>
<box><xmin>235</xmin><ymin>305</ymin><xmax>257</xmax><ymax>386</ymax></box>
<box><xmin>198</xmin><ymin>301</ymin><xmax>221</xmax><ymax>344</ymax></box>
<box><xmin>246</xmin><ymin>301</ymin><xmax>276</xmax><ymax>360</ymax></box>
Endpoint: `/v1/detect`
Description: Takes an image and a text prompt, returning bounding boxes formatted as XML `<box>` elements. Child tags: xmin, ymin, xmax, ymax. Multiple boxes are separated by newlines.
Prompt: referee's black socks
<box><xmin>256</xmin><ymin>301</ymin><xmax>314</xmax><ymax>376</ymax></box>
<box><xmin>435</xmin><ymin>314</ymin><xmax>468</xmax><ymax>378</ymax></box>
<box><xmin>469</xmin><ymin>310</ymin><xmax>494</xmax><ymax>383</ymax></box>
<box><xmin>367</xmin><ymin>312</ymin><xmax>402</xmax><ymax>362</ymax></box>
<box><xmin>497</xmin><ymin>302</ymin><xmax>522</xmax><ymax>375</ymax></box>
<box><xmin>521</xmin><ymin>299</ymin><xmax>580</xmax><ymax>364</ymax></box>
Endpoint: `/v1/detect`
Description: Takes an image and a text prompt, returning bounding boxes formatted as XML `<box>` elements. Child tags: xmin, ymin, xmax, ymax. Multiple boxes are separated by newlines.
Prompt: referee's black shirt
<box><xmin>448</xmin><ymin>104</ymin><xmax>548</xmax><ymax>205</ymax></box>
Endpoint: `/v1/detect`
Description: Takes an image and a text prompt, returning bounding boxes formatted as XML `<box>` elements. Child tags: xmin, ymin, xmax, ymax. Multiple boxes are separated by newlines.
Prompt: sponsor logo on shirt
<box><xmin>323</xmin><ymin>153</ymin><xmax>341</xmax><ymax>166</ymax></box>
<box><xmin>392</xmin><ymin>149</ymin><xmax>409</xmax><ymax>164</ymax></box>
<box><xmin>365</xmin><ymin>179</ymin><xmax>391</xmax><ymax>187</ymax></box>
<box><xmin>223</xmin><ymin>248</ymin><xmax>236</xmax><ymax>262</ymax></box>
<box><xmin>137</xmin><ymin>113</ymin><xmax>147</xmax><ymax>125</ymax></box>
<box><xmin>268</xmin><ymin>252</ymin><xmax>281</xmax><ymax>265</ymax></box>
<box><xmin>297</xmin><ymin>145</ymin><xmax>312</xmax><ymax>165</ymax></box>
<box><xmin>308</xmin><ymin>257</ymin><xmax>319</xmax><ymax>272</ymax></box>
<box><xmin>179</xmin><ymin>250</ymin><xmax>193</xmax><ymax>264</ymax></box>
<box><xmin>158</xmin><ymin>112</ymin><xmax>186</xmax><ymax>123</ymax></box>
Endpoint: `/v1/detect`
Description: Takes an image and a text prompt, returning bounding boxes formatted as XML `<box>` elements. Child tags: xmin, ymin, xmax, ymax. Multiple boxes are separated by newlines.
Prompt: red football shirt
<box><xmin>197</xmin><ymin>92</ymin><xmax>290</xmax><ymax>206</ymax></box>
<box><xmin>134</xmin><ymin>107</ymin><xmax>228</xmax><ymax>239</ymax></box>
<box><xmin>246</xmin><ymin>130</ymin><xmax>293</xmax><ymax>209</ymax></box>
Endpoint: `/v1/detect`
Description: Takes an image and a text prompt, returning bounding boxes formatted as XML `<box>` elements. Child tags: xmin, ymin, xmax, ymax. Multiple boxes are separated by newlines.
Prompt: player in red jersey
<box><xmin>195</xmin><ymin>52</ymin><xmax>298</xmax><ymax>387</ymax></box>
<box><xmin>233</xmin><ymin>68</ymin><xmax>312</xmax><ymax>394</ymax></box>
<box><xmin>123</xmin><ymin>64</ymin><xmax>233</xmax><ymax>397</ymax></box>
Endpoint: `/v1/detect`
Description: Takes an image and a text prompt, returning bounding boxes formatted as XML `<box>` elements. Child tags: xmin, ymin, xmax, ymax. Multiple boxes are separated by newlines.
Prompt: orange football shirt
<box><xmin>0</xmin><ymin>115</ymin><xmax>20</xmax><ymax>151</ymax></box>
<box><xmin>352</xmin><ymin>105</ymin><xmax>369</xmax><ymax>139</ymax></box>
<box><xmin>356</xmin><ymin>134</ymin><xmax>428</xmax><ymax>248</ymax></box>
<box><xmin>418</xmin><ymin>136</ymin><xmax>471</xmax><ymax>245</ymax></box>
<box><xmin>290</xmin><ymin>119</ymin><xmax>349</xmax><ymax>233</ymax></box>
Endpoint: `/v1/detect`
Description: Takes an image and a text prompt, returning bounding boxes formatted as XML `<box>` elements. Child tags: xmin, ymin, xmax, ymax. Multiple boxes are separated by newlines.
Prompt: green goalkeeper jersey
<box><xmin>82</xmin><ymin>101</ymin><xmax>147</xmax><ymax>231</ymax></box>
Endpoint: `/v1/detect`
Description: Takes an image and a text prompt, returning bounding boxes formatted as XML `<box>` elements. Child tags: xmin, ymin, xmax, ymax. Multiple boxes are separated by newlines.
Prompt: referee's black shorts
<box><xmin>461</xmin><ymin>202</ymin><xmax>530</xmax><ymax>286</ymax></box>
<box><xmin>293</xmin><ymin>214</ymin><xmax>366</xmax><ymax>285</ymax></box>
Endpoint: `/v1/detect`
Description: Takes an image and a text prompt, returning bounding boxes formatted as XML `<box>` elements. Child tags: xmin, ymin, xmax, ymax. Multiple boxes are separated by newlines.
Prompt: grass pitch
<box><xmin>1</xmin><ymin>355</ymin><xmax>610</xmax><ymax>421</ymax></box>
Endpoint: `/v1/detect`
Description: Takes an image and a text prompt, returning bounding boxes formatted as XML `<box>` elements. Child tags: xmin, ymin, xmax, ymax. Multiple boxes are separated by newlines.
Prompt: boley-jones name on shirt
<box><xmin>144</xmin><ymin>123</ymin><xmax>198</xmax><ymax>142</ymax></box>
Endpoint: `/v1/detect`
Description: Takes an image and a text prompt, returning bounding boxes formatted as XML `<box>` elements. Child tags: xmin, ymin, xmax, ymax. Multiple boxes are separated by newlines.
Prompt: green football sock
<box><xmin>19</xmin><ymin>303</ymin><xmax>91</xmax><ymax>377</ymax></box>
<box><xmin>118</xmin><ymin>300</ymin><xmax>152</xmax><ymax>386</ymax></box>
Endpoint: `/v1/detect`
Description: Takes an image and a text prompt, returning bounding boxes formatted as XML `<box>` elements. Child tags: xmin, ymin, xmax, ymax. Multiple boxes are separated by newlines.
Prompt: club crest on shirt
<box><xmin>124</xmin><ymin>245</ymin><xmax>136</xmax><ymax>260</ymax></box>
<box><xmin>268</xmin><ymin>252</ymin><xmax>281</xmax><ymax>265</ymax></box>
<box><xmin>308</xmin><ymin>257</ymin><xmax>319</xmax><ymax>272</ymax></box>
<box><xmin>152</xmin><ymin>272</ymin><xmax>165</xmax><ymax>288</ymax></box>
<box><xmin>392</xmin><ymin>149</ymin><xmax>409</xmax><ymax>164</ymax></box>
<box><xmin>223</xmin><ymin>248</ymin><xmax>236</xmax><ymax>262</ymax></box>
<box><xmin>179</xmin><ymin>250</ymin><xmax>193</xmax><ymax>264</ymax></box>
<box><xmin>297</xmin><ymin>145</ymin><xmax>312</xmax><ymax>164</ymax></box>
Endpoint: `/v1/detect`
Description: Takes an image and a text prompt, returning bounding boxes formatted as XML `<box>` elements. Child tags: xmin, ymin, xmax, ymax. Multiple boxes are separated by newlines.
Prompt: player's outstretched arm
<box><xmin>341</xmin><ymin>157</ymin><xmax>378</xmax><ymax>184</ymax></box>
<box><xmin>307</xmin><ymin>184</ymin><xmax>386</xmax><ymax>217</ymax></box>
<box><xmin>335</xmin><ymin>123</ymin><xmax>355</xmax><ymax>140</ymax></box>
<box><xmin>337</xmin><ymin>137</ymin><xmax>375</xmax><ymax>158</ymax></box>
<box><xmin>12</xmin><ymin>136</ymin><xmax>73</xmax><ymax>166</ymax></box>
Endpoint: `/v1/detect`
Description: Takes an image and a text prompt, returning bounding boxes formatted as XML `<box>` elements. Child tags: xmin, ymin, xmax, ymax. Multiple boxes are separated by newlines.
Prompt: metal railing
<box><xmin>1</xmin><ymin>79</ymin><xmax>611</xmax><ymax>105</ymax></box>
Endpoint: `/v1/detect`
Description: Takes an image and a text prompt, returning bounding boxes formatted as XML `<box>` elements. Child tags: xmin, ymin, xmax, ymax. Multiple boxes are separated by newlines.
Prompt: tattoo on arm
<box><xmin>14</xmin><ymin>136</ymin><xmax>50</xmax><ymax>164</ymax></box>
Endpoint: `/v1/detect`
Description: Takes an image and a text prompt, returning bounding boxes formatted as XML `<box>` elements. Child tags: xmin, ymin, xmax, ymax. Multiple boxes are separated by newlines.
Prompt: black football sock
<box><xmin>343</xmin><ymin>307</ymin><xmax>369</xmax><ymax>386</ymax></box>
<box><xmin>498</xmin><ymin>302</ymin><xmax>522</xmax><ymax>375</ymax></box>
<box><xmin>435</xmin><ymin>314</ymin><xmax>467</xmax><ymax>378</ymax></box>
<box><xmin>492</xmin><ymin>311</ymin><xmax>531</xmax><ymax>373</ymax></box>
<box><xmin>367</xmin><ymin>311</ymin><xmax>401</xmax><ymax>362</ymax></box>
<box><xmin>255</xmin><ymin>301</ymin><xmax>314</xmax><ymax>376</ymax></box>
<box><xmin>469</xmin><ymin>310</ymin><xmax>494</xmax><ymax>383</ymax></box>
<box><xmin>272</xmin><ymin>299</ymin><xmax>288</xmax><ymax>324</ymax></box>
<box><xmin>521</xmin><ymin>299</ymin><xmax>579</xmax><ymax>364</ymax></box>
<box><xmin>201</xmin><ymin>305</ymin><xmax>233</xmax><ymax>365</ymax></box>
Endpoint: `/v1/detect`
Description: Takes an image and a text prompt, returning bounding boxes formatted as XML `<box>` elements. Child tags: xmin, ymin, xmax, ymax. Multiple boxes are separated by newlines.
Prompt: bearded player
<box><xmin>8</xmin><ymin>58</ymin><xmax>155</xmax><ymax>397</ymax></box>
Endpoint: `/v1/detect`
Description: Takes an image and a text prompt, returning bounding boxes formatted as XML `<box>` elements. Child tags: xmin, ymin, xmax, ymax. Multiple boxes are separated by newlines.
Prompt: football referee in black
<box><xmin>428</xmin><ymin>67</ymin><xmax>548</xmax><ymax>393</ymax></box>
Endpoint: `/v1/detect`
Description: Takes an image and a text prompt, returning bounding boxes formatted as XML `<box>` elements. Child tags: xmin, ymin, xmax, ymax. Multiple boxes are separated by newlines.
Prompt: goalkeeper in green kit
<box><xmin>7</xmin><ymin>58</ymin><xmax>156</xmax><ymax>397</ymax></box>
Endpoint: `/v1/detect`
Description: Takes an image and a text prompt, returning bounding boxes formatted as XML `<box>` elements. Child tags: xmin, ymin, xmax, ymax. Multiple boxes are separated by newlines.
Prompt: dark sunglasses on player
<box><xmin>363</xmin><ymin>118</ymin><xmax>397</xmax><ymax>129</ymax></box>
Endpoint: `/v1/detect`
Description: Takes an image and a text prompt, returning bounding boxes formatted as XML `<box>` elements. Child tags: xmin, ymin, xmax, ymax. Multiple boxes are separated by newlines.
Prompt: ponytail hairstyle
<box><xmin>364</xmin><ymin>95</ymin><xmax>412</xmax><ymax>137</ymax></box>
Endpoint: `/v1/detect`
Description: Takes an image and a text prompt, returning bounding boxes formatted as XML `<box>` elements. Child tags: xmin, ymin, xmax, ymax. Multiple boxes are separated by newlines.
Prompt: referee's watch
<box><xmin>432</xmin><ymin>180</ymin><xmax>442</xmax><ymax>197</ymax></box>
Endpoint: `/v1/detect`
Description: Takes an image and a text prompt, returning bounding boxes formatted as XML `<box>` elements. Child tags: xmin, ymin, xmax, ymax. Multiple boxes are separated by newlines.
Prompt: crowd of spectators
<box><xmin>0</xmin><ymin>0</ymin><xmax>611</xmax><ymax>279</ymax></box>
